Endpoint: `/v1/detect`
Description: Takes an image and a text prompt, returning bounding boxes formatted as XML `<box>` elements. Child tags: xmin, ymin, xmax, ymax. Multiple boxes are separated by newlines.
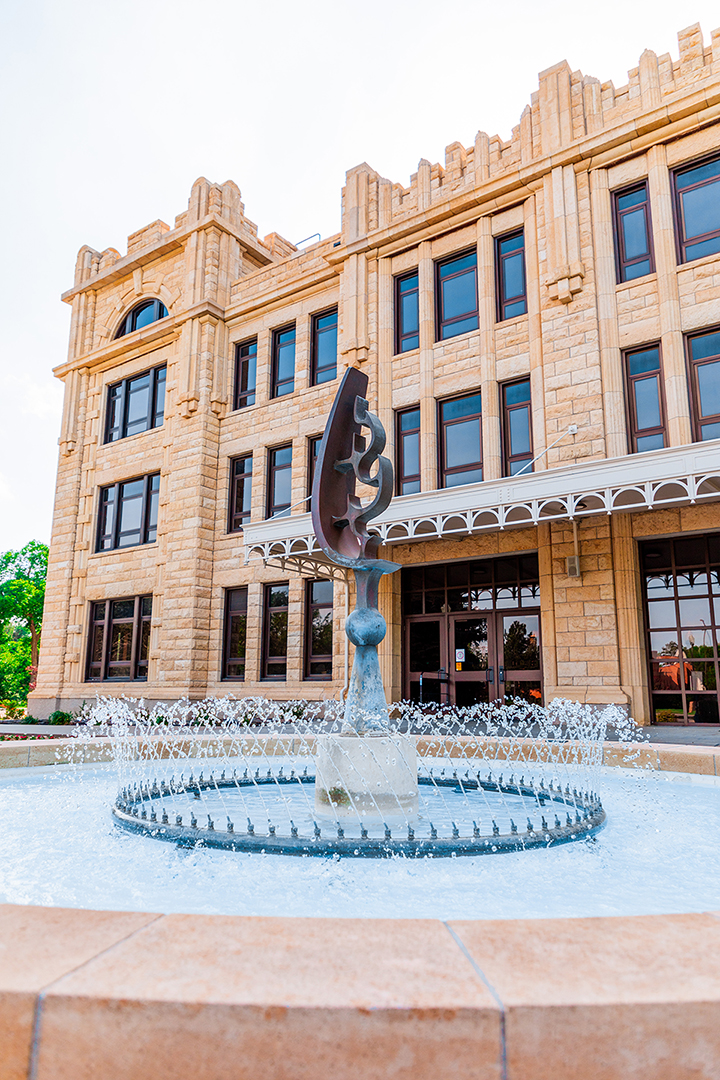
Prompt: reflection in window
<box><xmin>105</xmin><ymin>365</ymin><xmax>166</xmax><ymax>443</ymax></box>
<box><xmin>305</xmin><ymin>579</ymin><xmax>333</xmax><ymax>679</ymax></box>
<box><xmin>115</xmin><ymin>300</ymin><xmax>168</xmax><ymax>339</ymax></box>
<box><xmin>311</xmin><ymin>309</ymin><xmax>338</xmax><ymax>385</ymax></box>
<box><xmin>613</xmin><ymin>183</ymin><xmax>654</xmax><ymax>281</ymax></box>
<box><xmin>624</xmin><ymin>345</ymin><xmax>665</xmax><ymax>453</ymax></box>
<box><xmin>439</xmin><ymin>393</ymin><xmax>482</xmax><ymax>487</ymax></box>
<box><xmin>688</xmin><ymin>329</ymin><xmax>720</xmax><ymax>442</ymax></box>
<box><xmin>673</xmin><ymin>156</ymin><xmax>720</xmax><ymax>262</ymax></box>
<box><xmin>267</xmin><ymin>445</ymin><xmax>292</xmax><ymax>518</ymax></box>
<box><xmin>396</xmin><ymin>407</ymin><xmax>421</xmax><ymax>495</ymax></box>
<box><xmin>307</xmin><ymin>435</ymin><xmax>322</xmax><ymax>498</ymax></box>
<box><xmin>223</xmin><ymin>588</ymin><xmax>247</xmax><ymax>680</ymax></box>
<box><xmin>271</xmin><ymin>325</ymin><xmax>296</xmax><ymax>398</ymax></box>
<box><xmin>436</xmin><ymin>251</ymin><xmax>478</xmax><ymax>340</ymax></box>
<box><xmin>97</xmin><ymin>473</ymin><xmax>160</xmax><ymax>551</ymax></box>
<box><xmin>86</xmin><ymin>595</ymin><xmax>151</xmax><ymax>681</ymax></box>
<box><xmin>228</xmin><ymin>455</ymin><xmax>252</xmax><ymax>532</ymax></box>
<box><xmin>502</xmin><ymin>379</ymin><xmax>533</xmax><ymax>476</ymax></box>
<box><xmin>234</xmin><ymin>339</ymin><xmax>257</xmax><ymax>410</ymax></box>
<box><xmin>263</xmin><ymin>583</ymin><xmax>289</xmax><ymax>679</ymax></box>
<box><xmin>395</xmin><ymin>271</ymin><xmax>419</xmax><ymax>353</ymax></box>
<box><xmin>496</xmin><ymin>231</ymin><xmax>527</xmax><ymax>320</ymax></box>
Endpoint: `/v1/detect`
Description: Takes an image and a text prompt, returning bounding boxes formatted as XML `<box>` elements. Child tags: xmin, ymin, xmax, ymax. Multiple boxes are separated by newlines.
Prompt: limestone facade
<box><xmin>30</xmin><ymin>23</ymin><xmax>720</xmax><ymax>725</ymax></box>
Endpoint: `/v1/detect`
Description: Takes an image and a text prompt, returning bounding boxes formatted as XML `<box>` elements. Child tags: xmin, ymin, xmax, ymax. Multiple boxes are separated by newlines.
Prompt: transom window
<box><xmin>673</xmin><ymin>155</ymin><xmax>720</xmax><ymax>263</ymax></box>
<box><xmin>436</xmin><ymin>251</ymin><xmax>478</xmax><ymax>340</ymax></box>
<box><xmin>86</xmin><ymin>595</ymin><xmax>152</xmax><ymax>681</ymax></box>
<box><xmin>263</xmin><ymin>583</ymin><xmax>289</xmax><ymax>679</ymax></box>
<box><xmin>396</xmin><ymin>407</ymin><xmax>421</xmax><ymax>495</ymax></box>
<box><xmin>687</xmin><ymin>328</ymin><xmax>720</xmax><ymax>442</ymax></box>
<box><xmin>311</xmin><ymin>309</ymin><xmax>338</xmax><ymax>385</ymax></box>
<box><xmin>439</xmin><ymin>393</ymin><xmax>482</xmax><ymax>487</ymax></box>
<box><xmin>395</xmin><ymin>271</ymin><xmax>419</xmax><ymax>353</ymax></box>
<box><xmin>234</xmin><ymin>339</ymin><xmax>257</xmax><ymax>410</ymax></box>
<box><xmin>222</xmin><ymin>588</ymin><xmax>248</xmax><ymax>680</ymax></box>
<box><xmin>305</xmin><ymin>579</ymin><xmax>333</xmax><ymax>679</ymax></box>
<box><xmin>272</xmin><ymin>325</ymin><xmax>296</xmax><ymax>398</ymax></box>
<box><xmin>228</xmin><ymin>455</ymin><xmax>252</xmax><ymax>532</ymax></box>
<box><xmin>624</xmin><ymin>345</ymin><xmax>666</xmax><ymax>453</ymax></box>
<box><xmin>267</xmin><ymin>444</ymin><xmax>293</xmax><ymax>518</ymax></box>
<box><xmin>613</xmin><ymin>183</ymin><xmax>654</xmax><ymax>282</ymax></box>
<box><xmin>115</xmin><ymin>300</ymin><xmax>168</xmax><ymax>339</ymax></box>
<box><xmin>502</xmin><ymin>379</ymin><xmax>533</xmax><ymax>475</ymax></box>
<box><xmin>496</xmin><ymin>231</ymin><xmax>527</xmax><ymax>320</ymax></box>
<box><xmin>105</xmin><ymin>364</ymin><xmax>166</xmax><ymax>443</ymax></box>
<box><xmin>97</xmin><ymin>473</ymin><xmax>160</xmax><ymax>551</ymax></box>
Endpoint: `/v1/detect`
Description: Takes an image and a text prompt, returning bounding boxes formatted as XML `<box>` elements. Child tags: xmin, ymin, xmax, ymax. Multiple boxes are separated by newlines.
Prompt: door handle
<box><xmin>499</xmin><ymin>667</ymin><xmax>505</xmax><ymax>683</ymax></box>
<box><xmin>486</xmin><ymin>668</ymin><xmax>494</xmax><ymax>683</ymax></box>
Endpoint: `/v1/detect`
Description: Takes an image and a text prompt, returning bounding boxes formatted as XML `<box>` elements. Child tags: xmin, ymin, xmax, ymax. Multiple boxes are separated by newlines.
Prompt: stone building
<box><xmin>30</xmin><ymin>23</ymin><xmax>720</xmax><ymax>725</ymax></box>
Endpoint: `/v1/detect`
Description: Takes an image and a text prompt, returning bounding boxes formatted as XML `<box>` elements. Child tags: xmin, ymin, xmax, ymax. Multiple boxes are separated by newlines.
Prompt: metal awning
<box><xmin>243</xmin><ymin>441</ymin><xmax>720</xmax><ymax>571</ymax></box>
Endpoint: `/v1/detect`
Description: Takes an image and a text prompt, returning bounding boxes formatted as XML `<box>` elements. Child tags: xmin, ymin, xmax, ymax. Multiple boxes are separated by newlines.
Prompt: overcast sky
<box><xmin>1</xmin><ymin>0</ymin><xmax>718</xmax><ymax>553</ymax></box>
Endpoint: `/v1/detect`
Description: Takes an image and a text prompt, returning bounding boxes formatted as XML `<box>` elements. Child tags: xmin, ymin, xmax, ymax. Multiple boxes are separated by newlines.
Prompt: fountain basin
<box><xmin>314</xmin><ymin>733</ymin><xmax>419</xmax><ymax>821</ymax></box>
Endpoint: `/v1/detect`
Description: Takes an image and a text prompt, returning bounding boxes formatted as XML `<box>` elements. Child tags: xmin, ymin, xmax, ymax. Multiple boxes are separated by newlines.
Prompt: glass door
<box><xmin>450</xmin><ymin>615</ymin><xmax>493</xmax><ymax>705</ymax></box>
<box><xmin>497</xmin><ymin>613</ymin><xmax>543</xmax><ymax>704</ymax></box>
<box><xmin>405</xmin><ymin>617</ymin><xmax>447</xmax><ymax>703</ymax></box>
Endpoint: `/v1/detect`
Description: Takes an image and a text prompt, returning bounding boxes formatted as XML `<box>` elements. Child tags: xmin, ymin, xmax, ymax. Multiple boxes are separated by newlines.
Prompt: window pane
<box><xmin>126</xmin><ymin>375</ymin><xmax>151</xmax><ymax>434</ymax></box>
<box><xmin>133</xmin><ymin>303</ymin><xmax>156</xmax><ymax>331</ymax></box>
<box><xmin>503</xmin><ymin>299</ymin><xmax>527</xmax><ymax>319</ymax></box>
<box><xmin>107</xmin><ymin>386</ymin><xmax>123</xmax><ymax>441</ymax></box>
<box><xmin>621</xmin><ymin>207</ymin><xmax>649</xmax><ymax>259</ymax></box>
<box><xmin>681</xmin><ymin>180</ymin><xmax>720</xmax><ymax>240</ymax></box>
<box><xmin>624</xmin><ymin>259</ymin><xmax>652</xmax><ymax>280</ymax></box>
<box><xmin>508</xmin><ymin>406</ymin><xmax>531</xmax><ymax>456</ymax></box>
<box><xmin>90</xmin><ymin>625</ymin><xmax>104</xmax><ymax>664</ymax></box>
<box><xmin>109</xmin><ymin>622</ymin><xmax>133</xmax><ymax>662</ymax></box>
<box><xmin>268</xmin><ymin>612</ymin><xmax>288</xmax><ymax>658</ymax></box>
<box><xmin>634</xmin><ymin>376</ymin><xmax>662</xmax><ymax>430</ymax></box>
<box><xmin>402</xmin><ymin>431</ymin><xmax>420</xmax><ymax>477</ymax></box>
<box><xmin>311</xmin><ymin>580</ymin><xmax>333</xmax><ymax>604</ymax></box>
<box><xmin>442</xmin><ymin>394</ymin><xmax>481</xmax><ymax>422</ymax></box>
<box><xmin>697</xmin><ymin>361</ymin><xmax>720</xmax><ymax>418</ymax></box>
<box><xmin>636</xmin><ymin>432</ymin><xmax>665</xmax><ymax>452</ymax></box>
<box><xmin>153</xmin><ymin>367</ymin><xmax>166</xmax><ymax>426</ymax></box>
<box><xmin>141</xmin><ymin>596</ymin><xmax>152</xmax><ymax>616</ymax></box>
<box><xmin>275</xmin><ymin>445</ymin><xmax>292</xmax><ymax>467</ymax></box>
<box><xmin>272</xmin><ymin>469</ymin><xmax>291</xmax><ymax>513</ymax></box>
<box><xmin>700</xmin><ymin>422</ymin><xmax>720</xmax><ymax>441</ymax></box>
<box><xmin>690</xmin><ymin>332</ymin><xmax>720</xmax><ymax>362</ymax></box>
<box><xmin>505</xmin><ymin>381</ymin><xmax>531</xmax><ymax>406</ymax></box>
<box><xmin>311</xmin><ymin>609</ymin><xmax>333</xmax><ymax>657</ymax></box>
<box><xmin>399</xmin><ymin>408</ymin><xmax>420</xmax><ymax>431</ymax></box>
<box><xmin>442</xmin><ymin>272</ymin><xmax>477</xmax><ymax>321</ymax></box>
<box><xmin>276</xmin><ymin>342</ymin><xmax>295</xmax><ymax>383</ymax></box>
<box><xmin>445</xmin><ymin>467</ymin><xmax>483</xmax><ymax>487</ymax></box>
<box><xmin>139</xmin><ymin>619</ymin><xmax>151</xmax><ymax>662</ymax></box>
<box><xmin>269</xmin><ymin>585</ymin><xmax>289</xmax><ymax>607</ymax></box>
<box><xmin>400</xmin><ymin>291</ymin><xmax>419</xmax><ymax>334</ymax></box>
<box><xmin>438</xmin><ymin>253</ymin><xmax>476</xmax><ymax>278</ymax></box>
<box><xmin>627</xmin><ymin>348</ymin><xmax>659</xmax><ymax>376</ymax></box>
<box><xmin>445</xmin><ymin>418</ymin><xmax>481</xmax><ymax>468</ymax></box>
<box><xmin>676</xmin><ymin>158</ymin><xmax>720</xmax><ymax>190</ymax></box>
<box><xmin>229</xmin><ymin>614</ymin><xmax>247</xmax><ymax>661</ymax></box>
<box><xmin>685</xmin><ymin>236</ymin><xmax>720</xmax><ymax>260</ymax></box>
<box><xmin>502</xmin><ymin>251</ymin><xmax>525</xmax><ymax>300</ymax></box>
<box><xmin>617</xmin><ymin>187</ymin><xmax>647</xmax><ymax>210</ymax></box>
<box><xmin>499</xmin><ymin>233</ymin><xmax>524</xmax><ymax>255</ymax></box>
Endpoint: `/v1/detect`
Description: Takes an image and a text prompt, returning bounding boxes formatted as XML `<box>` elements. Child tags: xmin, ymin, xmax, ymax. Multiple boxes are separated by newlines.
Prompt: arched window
<box><xmin>115</xmin><ymin>299</ymin><xmax>168</xmax><ymax>339</ymax></box>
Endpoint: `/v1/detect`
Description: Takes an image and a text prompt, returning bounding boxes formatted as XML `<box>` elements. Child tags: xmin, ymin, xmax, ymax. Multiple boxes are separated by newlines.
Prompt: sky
<box><xmin>1</xmin><ymin>0</ymin><xmax>718</xmax><ymax>553</ymax></box>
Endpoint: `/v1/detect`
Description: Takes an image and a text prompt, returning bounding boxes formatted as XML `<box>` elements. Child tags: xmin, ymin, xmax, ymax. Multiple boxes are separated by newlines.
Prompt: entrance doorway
<box><xmin>402</xmin><ymin>555</ymin><xmax>542</xmax><ymax>706</ymax></box>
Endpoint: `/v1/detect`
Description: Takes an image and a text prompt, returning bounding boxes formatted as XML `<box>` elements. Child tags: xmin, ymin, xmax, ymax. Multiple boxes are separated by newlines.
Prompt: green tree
<box><xmin>0</xmin><ymin>541</ymin><xmax>48</xmax><ymax>699</ymax></box>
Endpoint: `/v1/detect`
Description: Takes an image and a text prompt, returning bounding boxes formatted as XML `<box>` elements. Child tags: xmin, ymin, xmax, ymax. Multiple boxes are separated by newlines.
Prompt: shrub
<box><xmin>48</xmin><ymin>710</ymin><xmax>74</xmax><ymax>725</ymax></box>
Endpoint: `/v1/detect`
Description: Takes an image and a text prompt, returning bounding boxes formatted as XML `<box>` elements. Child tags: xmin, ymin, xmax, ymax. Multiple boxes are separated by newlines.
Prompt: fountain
<box><xmin>103</xmin><ymin>369</ymin><xmax>608</xmax><ymax>857</ymax></box>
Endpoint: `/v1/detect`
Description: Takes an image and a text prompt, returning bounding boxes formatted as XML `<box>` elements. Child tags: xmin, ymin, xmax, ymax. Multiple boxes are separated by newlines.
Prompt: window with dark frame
<box><xmin>267</xmin><ymin>444</ymin><xmax>293</xmax><ymax>518</ymax></box>
<box><xmin>234</xmin><ymin>339</ymin><xmax>257</xmax><ymax>410</ymax></box>
<box><xmin>222</xmin><ymin>587</ymin><xmax>248</xmax><ymax>680</ymax></box>
<box><xmin>439</xmin><ymin>392</ymin><xmax>483</xmax><ymax>487</ymax></box>
<box><xmin>613</xmin><ymin>182</ymin><xmax>654</xmax><ymax>282</ymax></box>
<box><xmin>395</xmin><ymin>271</ymin><xmax>419</xmax><ymax>353</ymax></box>
<box><xmin>97</xmin><ymin>473</ymin><xmax>160</xmax><ymax>552</ymax></box>
<box><xmin>687</xmin><ymin>327</ymin><xmax>720</xmax><ymax>443</ymax></box>
<box><xmin>114</xmin><ymin>299</ymin><xmax>168</xmax><ymax>339</ymax></box>
<box><xmin>436</xmin><ymin>250</ymin><xmax>478</xmax><ymax>340</ymax></box>
<box><xmin>305</xmin><ymin>579</ymin><xmax>333</xmax><ymax>679</ymax></box>
<box><xmin>86</xmin><ymin>595</ymin><xmax>152</xmax><ymax>681</ymax></box>
<box><xmin>501</xmin><ymin>379</ymin><xmax>533</xmax><ymax>476</ymax></box>
<box><xmin>228</xmin><ymin>455</ymin><xmax>253</xmax><ymax>532</ymax></box>
<box><xmin>263</xmin><ymin>582</ymin><xmax>289</xmax><ymax>679</ymax></box>
<box><xmin>673</xmin><ymin>154</ymin><xmax>720</xmax><ymax>263</ymax></box>
<box><xmin>105</xmin><ymin>364</ymin><xmax>166</xmax><ymax>443</ymax></box>
<box><xmin>624</xmin><ymin>345</ymin><xmax>666</xmax><ymax>453</ymax></box>
<box><xmin>495</xmin><ymin>231</ymin><xmax>527</xmax><ymax>321</ymax></box>
<box><xmin>271</xmin><ymin>324</ymin><xmax>296</xmax><ymax>398</ymax></box>
<box><xmin>311</xmin><ymin>309</ymin><xmax>338</xmax><ymax>385</ymax></box>
<box><xmin>396</xmin><ymin>407</ymin><xmax>421</xmax><ymax>495</ymax></box>
<box><xmin>307</xmin><ymin>436</ymin><xmax>322</xmax><ymax>498</ymax></box>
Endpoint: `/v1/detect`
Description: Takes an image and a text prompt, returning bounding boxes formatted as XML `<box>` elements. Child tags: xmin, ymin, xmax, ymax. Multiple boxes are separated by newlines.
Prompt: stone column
<box><xmin>537</xmin><ymin>523</ymin><xmax>558</xmax><ymax>696</ymax></box>
<box><xmin>589</xmin><ymin>168</ymin><xmax>628</xmax><ymax>459</ymax></box>
<box><xmin>524</xmin><ymin>193</ymin><xmax>547</xmax><ymax>465</ymax></box>
<box><xmin>647</xmin><ymin>143</ymin><xmax>692</xmax><ymax>447</ymax></box>
<box><xmin>611</xmin><ymin>515</ymin><xmax>651</xmax><ymax>725</ymax></box>
<box><xmin>418</xmin><ymin>241</ymin><xmax>437</xmax><ymax>490</ymax></box>
<box><xmin>477</xmin><ymin>217</ymin><xmax>501</xmax><ymax>480</ymax></box>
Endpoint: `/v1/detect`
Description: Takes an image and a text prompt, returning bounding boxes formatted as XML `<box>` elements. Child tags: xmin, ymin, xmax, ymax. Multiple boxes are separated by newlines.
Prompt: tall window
<box><xmin>105</xmin><ymin>364</ymin><xmax>166</xmax><ymax>443</ymax></box>
<box><xmin>502</xmin><ymin>379</ymin><xmax>533</xmax><ymax>475</ymax></box>
<box><xmin>613</xmin><ymin>182</ymin><xmax>654</xmax><ymax>282</ymax></box>
<box><xmin>115</xmin><ymin>300</ymin><xmax>168</xmax><ymax>339</ymax></box>
<box><xmin>222</xmin><ymin>588</ymin><xmax>248</xmax><ymax>680</ymax></box>
<box><xmin>687</xmin><ymin>328</ymin><xmax>720</xmax><ymax>442</ymax></box>
<box><xmin>305</xmin><ymin>579</ymin><xmax>333</xmax><ymax>679</ymax></box>
<box><xmin>311</xmin><ymin>309</ymin><xmax>338</xmax><ymax>385</ymax></box>
<box><xmin>267</xmin><ymin>444</ymin><xmax>293</xmax><ymax>517</ymax></box>
<box><xmin>395</xmin><ymin>271</ymin><xmax>419</xmax><ymax>353</ymax></box>
<box><xmin>234</xmin><ymin>339</ymin><xmax>257</xmax><ymax>410</ymax></box>
<box><xmin>439</xmin><ymin>392</ymin><xmax>483</xmax><ymax>487</ymax></box>
<box><xmin>673</xmin><ymin>155</ymin><xmax>720</xmax><ymax>263</ymax></box>
<box><xmin>496</xmin><ymin>231</ymin><xmax>527</xmax><ymax>320</ymax></box>
<box><xmin>624</xmin><ymin>345</ymin><xmax>666</xmax><ymax>453</ymax></box>
<box><xmin>228</xmin><ymin>455</ymin><xmax>252</xmax><ymax>532</ymax></box>
<box><xmin>86</xmin><ymin>596</ymin><xmax>151</xmax><ymax>681</ymax></box>
<box><xmin>307</xmin><ymin>435</ymin><xmax>322</xmax><ymax>498</ymax></box>
<box><xmin>436</xmin><ymin>250</ymin><xmax>478</xmax><ymax>340</ymax></box>
<box><xmin>97</xmin><ymin>473</ymin><xmax>160</xmax><ymax>552</ymax></box>
<box><xmin>263</xmin><ymin>583</ymin><xmax>289</xmax><ymax>679</ymax></box>
<box><xmin>396</xmin><ymin>407</ymin><xmax>421</xmax><ymax>495</ymax></box>
<box><xmin>271</xmin><ymin>325</ymin><xmax>296</xmax><ymax>398</ymax></box>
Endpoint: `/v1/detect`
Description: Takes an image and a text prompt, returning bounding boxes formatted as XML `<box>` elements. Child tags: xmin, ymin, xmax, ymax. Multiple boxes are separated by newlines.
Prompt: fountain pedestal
<box><xmin>314</xmin><ymin>734</ymin><xmax>418</xmax><ymax>822</ymax></box>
